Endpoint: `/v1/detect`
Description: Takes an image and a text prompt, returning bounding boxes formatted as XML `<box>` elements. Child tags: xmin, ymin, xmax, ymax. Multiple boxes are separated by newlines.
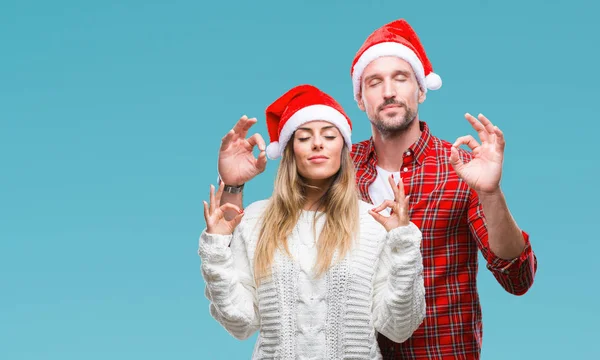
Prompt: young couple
<box><xmin>199</xmin><ymin>19</ymin><xmax>537</xmax><ymax>360</ymax></box>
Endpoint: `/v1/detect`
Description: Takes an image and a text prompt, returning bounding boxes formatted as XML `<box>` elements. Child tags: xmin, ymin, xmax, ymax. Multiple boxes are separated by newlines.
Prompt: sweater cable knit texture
<box><xmin>199</xmin><ymin>200</ymin><xmax>425</xmax><ymax>359</ymax></box>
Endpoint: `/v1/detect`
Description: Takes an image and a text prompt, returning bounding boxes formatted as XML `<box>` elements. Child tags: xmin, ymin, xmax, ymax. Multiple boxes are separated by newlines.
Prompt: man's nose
<box><xmin>383</xmin><ymin>80</ymin><xmax>396</xmax><ymax>99</ymax></box>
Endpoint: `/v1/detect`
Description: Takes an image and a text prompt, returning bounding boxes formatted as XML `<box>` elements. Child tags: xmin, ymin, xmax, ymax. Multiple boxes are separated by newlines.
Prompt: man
<box><xmin>214</xmin><ymin>19</ymin><xmax>537</xmax><ymax>359</ymax></box>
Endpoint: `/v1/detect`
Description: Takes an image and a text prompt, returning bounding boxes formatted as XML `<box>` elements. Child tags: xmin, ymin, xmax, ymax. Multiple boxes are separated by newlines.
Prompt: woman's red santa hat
<box><xmin>351</xmin><ymin>19</ymin><xmax>442</xmax><ymax>102</ymax></box>
<box><xmin>265</xmin><ymin>84</ymin><xmax>353</xmax><ymax>160</ymax></box>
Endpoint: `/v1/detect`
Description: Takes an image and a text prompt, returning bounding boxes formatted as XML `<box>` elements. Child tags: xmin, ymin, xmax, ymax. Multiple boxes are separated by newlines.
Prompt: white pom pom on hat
<box><xmin>265</xmin><ymin>141</ymin><xmax>280</xmax><ymax>160</ymax></box>
<box><xmin>426</xmin><ymin>72</ymin><xmax>442</xmax><ymax>90</ymax></box>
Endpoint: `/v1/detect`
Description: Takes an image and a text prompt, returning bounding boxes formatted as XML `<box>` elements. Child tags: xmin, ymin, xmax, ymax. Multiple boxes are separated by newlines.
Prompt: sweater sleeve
<box><xmin>198</xmin><ymin>222</ymin><xmax>259</xmax><ymax>340</ymax></box>
<box><xmin>372</xmin><ymin>221</ymin><xmax>426</xmax><ymax>343</ymax></box>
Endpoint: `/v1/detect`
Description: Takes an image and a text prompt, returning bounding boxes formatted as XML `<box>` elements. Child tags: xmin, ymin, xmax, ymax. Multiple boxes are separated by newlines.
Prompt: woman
<box><xmin>199</xmin><ymin>84</ymin><xmax>425</xmax><ymax>359</ymax></box>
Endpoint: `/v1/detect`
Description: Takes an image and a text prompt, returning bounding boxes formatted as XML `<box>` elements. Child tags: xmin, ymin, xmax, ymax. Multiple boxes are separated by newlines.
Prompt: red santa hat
<box><xmin>265</xmin><ymin>84</ymin><xmax>352</xmax><ymax>160</ymax></box>
<box><xmin>351</xmin><ymin>19</ymin><xmax>442</xmax><ymax>102</ymax></box>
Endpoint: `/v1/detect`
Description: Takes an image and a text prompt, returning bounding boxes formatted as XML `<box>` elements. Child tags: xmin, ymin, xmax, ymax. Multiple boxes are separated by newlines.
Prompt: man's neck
<box><xmin>372</xmin><ymin>119</ymin><xmax>421</xmax><ymax>172</ymax></box>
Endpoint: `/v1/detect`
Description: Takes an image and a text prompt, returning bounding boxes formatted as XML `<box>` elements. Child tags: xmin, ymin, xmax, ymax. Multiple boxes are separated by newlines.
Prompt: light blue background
<box><xmin>1</xmin><ymin>0</ymin><xmax>598</xmax><ymax>359</ymax></box>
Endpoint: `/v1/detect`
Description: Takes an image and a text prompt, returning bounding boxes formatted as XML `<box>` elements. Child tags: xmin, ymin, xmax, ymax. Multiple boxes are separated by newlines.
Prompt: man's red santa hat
<box><xmin>351</xmin><ymin>19</ymin><xmax>442</xmax><ymax>102</ymax></box>
<box><xmin>265</xmin><ymin>84</ymin><xmax>352</xmax><ymax>160</ymax></box>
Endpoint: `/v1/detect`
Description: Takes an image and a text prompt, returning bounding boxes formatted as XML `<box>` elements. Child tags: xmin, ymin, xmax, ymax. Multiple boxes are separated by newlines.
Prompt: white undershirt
<box><xmin>368</xmin><ymin>166</ymin><xmax>401</xmax><ymax>216</ymax></box>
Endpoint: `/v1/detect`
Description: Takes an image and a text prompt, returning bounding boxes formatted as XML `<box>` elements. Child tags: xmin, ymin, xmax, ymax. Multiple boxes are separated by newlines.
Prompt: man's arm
<box><xmin>449</xmin><ymin>112</ymin><xmax>531</xmax><ymax>259</ymax></box>
<box><xmin>450</xmin><ymin>113</ymin><xmax>537</xmax><ymax>295</ymax></box>
<box><xmin>468</xmin><ymin>189</ymin><xmax>537</xmax><ymax>296</ymax></box>
<box><xmin>478</xmin><ymin>189</ymin><xmax>525</xmax><ymax>259</ymax></box>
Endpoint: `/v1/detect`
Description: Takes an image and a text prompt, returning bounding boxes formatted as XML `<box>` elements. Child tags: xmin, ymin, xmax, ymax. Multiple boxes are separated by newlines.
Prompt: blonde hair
<box><xmin>254</xmin><ymin>140</ymin><xmax>359</xmax><ymax>284</ymax></box>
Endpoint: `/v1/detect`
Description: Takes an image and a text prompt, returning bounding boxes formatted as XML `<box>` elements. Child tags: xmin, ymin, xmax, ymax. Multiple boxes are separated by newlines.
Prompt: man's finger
<box><xmin>494</xmin><ymin>125</ymin><xmax>505</xmax><ymax>152</ymax></box>
<box><xmin>449</xmin><ymin>146</ymin><xmax>465</xmax><ymax>173</ymax></box>
<box><xmin>453</xmin><ymin>135</ymin><xmax>480</xmax><ymax>151</ymax></box>
<box><xmin>477</xmin><ymin>113</ymin><xmax>497</xmax><ymax>137</ymax></box>
<box><xmin>465</xmin><ymin>113</ymin><xmax>489</xmax><ymax>143</ymax></box>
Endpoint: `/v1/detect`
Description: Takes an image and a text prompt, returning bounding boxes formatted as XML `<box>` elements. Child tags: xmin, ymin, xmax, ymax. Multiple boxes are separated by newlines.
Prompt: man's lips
<box><xmin>381</xmin><ymin>104</ymin><xmax>403</xmax><ymax>111</ymax></box>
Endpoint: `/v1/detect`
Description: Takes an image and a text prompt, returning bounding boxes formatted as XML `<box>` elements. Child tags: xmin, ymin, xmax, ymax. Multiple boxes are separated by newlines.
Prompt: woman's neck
<box><xmin>302</xmin><ymin>178</ymin><xmax>332</xmax><ymax>211</ymax></box>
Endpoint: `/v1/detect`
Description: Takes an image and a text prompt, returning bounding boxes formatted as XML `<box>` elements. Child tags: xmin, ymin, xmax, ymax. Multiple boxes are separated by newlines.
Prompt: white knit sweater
<box><xmin>199</xmin><ymin>199</ymin><xmax>425</xmax><ymax>359</ymax></box>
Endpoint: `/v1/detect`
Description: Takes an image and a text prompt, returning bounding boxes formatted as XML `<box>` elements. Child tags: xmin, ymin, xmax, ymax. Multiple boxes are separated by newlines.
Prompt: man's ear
<box><xmin>418</xmin><ymin>88</ymin><xmax>426</xmax><ymax>104</ymax></box>
<box><xmin>357</xmin><ymin>92</ymin><xmax>366</xmax><ymax>111</ymax></box>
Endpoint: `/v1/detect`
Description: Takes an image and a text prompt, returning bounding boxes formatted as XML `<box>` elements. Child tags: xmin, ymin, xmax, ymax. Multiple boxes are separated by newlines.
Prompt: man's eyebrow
<box><xmin>364</xmin><ymin>70</ymin><xmax>411</xmax><ymax>83</ymax></box>
<box><xmin>392</xmin><ymin>70</ymin><xmax>411</xmax><ymax>77</ymax></box>
<box><xmin>364</xmin><ymin>74</ymin><xmax>381</xmax><ymax>83</ymax></box>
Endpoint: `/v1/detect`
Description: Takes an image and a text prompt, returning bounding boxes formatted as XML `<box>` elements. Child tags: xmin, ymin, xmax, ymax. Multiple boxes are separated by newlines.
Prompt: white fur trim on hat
<box><xmin>266</xmin><ymin>104</ymin><xmax>352</xmax><ymax>160</ymax></box>
<box><xmin>352</xmin><ymin>42</ymin><xmax>430</xmax><ymax>102</ymax></box>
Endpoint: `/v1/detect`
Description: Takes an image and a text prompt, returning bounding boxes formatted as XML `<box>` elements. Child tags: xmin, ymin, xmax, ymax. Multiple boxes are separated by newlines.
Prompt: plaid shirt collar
<box><xmin>354</xmin><ymin>120</ymin><xmax>434</xmax><ymax>168</ymax></box>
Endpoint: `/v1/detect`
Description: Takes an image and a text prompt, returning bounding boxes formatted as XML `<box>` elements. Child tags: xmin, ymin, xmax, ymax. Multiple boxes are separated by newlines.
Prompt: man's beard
<box><xmin>369</xmin><ymin>98</ymin><xmax>417</xmax><ymax>137</ymax></box>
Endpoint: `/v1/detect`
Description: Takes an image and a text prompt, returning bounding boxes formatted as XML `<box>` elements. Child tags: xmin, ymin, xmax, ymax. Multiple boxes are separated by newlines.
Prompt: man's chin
<box><xmin>372</xmin><ymin>117</ymin><xmax>414</xmax><ymax>135</ymax></box>
<box><xmin>381</xmin><ymin>116</ymin><xmax>408</xmax><ymax>128</ymax></box>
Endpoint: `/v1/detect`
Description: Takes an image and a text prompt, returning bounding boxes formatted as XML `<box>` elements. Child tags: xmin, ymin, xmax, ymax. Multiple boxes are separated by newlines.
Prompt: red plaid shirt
<box><xmin>351</xmin><ymin>121</ymin><xmax>537</xmax><ymax>360</ymax></box>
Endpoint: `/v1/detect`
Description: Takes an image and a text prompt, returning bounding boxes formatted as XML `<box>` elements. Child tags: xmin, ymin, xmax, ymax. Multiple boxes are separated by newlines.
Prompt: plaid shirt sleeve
<box><xmin>467</xmin><ymin>190</ymin><xmax>538</xmax><ymax>296</ymax></box>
